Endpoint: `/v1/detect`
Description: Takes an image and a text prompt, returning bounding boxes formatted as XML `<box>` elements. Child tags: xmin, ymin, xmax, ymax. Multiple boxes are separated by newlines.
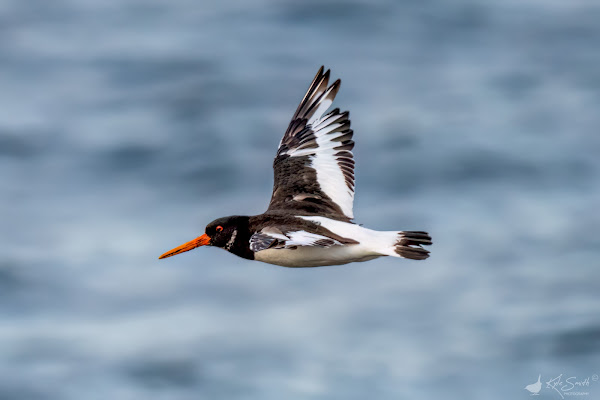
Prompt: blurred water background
<box><xmin>1</xmin><ymin>0</ymin><xmax>600</xmax><ymax>399</ymax></box>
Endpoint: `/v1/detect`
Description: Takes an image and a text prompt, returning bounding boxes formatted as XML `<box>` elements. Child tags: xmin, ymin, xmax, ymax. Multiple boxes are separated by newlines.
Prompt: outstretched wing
<box><xmin>249</xmin><ymin>229</ymin><xmax>344</xmax><ymax>253</ymax></box>
<box><xmin>267</xmin><ymin>67</ymin><xmax>355</xmax><ymax>220</ymax></box>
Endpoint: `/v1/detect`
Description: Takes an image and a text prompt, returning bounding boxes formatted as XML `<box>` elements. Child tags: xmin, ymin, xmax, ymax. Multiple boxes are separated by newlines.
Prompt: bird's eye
<box><xmin>216</xmin><ymin>226</ymin><xmax>223</xmax><ymax>232</ymax></box>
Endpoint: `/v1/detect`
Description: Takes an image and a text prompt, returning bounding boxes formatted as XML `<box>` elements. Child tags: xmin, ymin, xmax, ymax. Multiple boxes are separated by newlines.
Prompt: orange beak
<box><xmin>158</xmin><ymin>233</ymin><xmax>210</xmax><ymax>259</ymax></box>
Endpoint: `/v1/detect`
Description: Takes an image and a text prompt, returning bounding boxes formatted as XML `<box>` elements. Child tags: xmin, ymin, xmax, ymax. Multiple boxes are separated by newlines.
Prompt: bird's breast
<box><xmin>253</xmin><ymin>244</ymin><xmax>380</xmax><ymax>268</ymax></box>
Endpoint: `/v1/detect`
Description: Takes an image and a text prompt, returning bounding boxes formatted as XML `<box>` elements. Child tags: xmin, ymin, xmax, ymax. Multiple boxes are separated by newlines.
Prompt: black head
<box><xmin>204</xmin><ymin>216</ymin><xmax>246</xmax><ymax>248</ymax></box>
<box><xmin>159</xmin><ymin>215</ymin><xmax>249</xmax><ymax>259</ymax></box>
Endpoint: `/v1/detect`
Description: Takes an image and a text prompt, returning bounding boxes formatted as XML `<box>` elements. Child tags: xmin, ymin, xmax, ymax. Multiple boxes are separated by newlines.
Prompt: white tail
<box><xmin>298</xmin><ymin>216</ymin><xmax>432</xmax><ymax>261</ymax></box>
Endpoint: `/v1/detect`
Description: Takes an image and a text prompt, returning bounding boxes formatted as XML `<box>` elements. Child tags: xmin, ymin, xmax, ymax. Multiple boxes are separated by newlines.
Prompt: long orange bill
<box><xmin>159</xmin><ymin>233</ymin><xmax>210</xmax><ymax>259</ymax></box>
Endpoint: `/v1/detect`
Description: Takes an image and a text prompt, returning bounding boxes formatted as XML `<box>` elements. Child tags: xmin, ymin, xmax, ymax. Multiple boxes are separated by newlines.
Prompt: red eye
<box><xmin>216</xmin><ymin>226</ymin><xmax>223</xmax><ymax>232</ymax></box>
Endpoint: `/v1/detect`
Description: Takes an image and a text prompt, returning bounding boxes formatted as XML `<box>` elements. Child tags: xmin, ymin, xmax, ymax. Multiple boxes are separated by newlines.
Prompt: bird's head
<box><xmin>158</xmin><ymin>216</ymin><xmax>244</xmax><ymax>259</ymax></box>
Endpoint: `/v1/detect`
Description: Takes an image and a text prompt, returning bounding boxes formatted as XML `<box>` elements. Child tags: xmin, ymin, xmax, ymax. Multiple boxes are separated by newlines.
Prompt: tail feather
<box><xmin>394</xmin><ymin>231</ymin><xmax>432</xmax><ymax>260</ymax></box>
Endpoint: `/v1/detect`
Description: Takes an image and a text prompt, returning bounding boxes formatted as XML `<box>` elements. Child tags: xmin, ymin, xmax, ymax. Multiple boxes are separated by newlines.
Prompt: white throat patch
<box><xmin>226</xmin><ymin>229</ymin><xmax>237</xmax><ymax>250</ymax></box>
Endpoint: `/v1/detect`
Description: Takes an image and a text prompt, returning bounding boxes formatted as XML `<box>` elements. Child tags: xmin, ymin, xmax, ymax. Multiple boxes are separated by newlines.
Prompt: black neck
<box><xmin>223</xmin><ymin>217</ymin><xmax>254</xmax><ymax>260</ymax></box>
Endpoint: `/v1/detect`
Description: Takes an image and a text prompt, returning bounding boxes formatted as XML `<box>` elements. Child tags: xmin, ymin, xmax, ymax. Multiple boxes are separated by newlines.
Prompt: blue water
<box><xmin>1</xmin><ymin>1</ymin><xmax>599</xmax><ymax>399</ymax></box>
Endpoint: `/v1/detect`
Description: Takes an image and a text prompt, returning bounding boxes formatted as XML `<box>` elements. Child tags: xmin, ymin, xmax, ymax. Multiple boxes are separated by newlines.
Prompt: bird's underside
<box><xmin>246</xmin><ymin>214</ymin><xmax>431</xmax><ymax>267</ymax></box>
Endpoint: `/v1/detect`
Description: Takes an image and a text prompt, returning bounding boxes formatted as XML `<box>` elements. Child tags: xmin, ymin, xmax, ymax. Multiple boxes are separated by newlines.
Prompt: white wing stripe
<box><xmin>311</xmin><ymin>122</ymin><xmax>344</xmax><ymax>137</ymax></box>
<box><xmin>306</xmin><ymin>84</ymin><xmax>338</xmax><ymax>126</ymax></box>
<box><xmin>272</xmin><ymin>68</ymin><xmax>355</xmax><ymax>219</ymax></box>
<box><xmin>307</xmin><ymin>99</ymin><xmax>333</xmax><ymax>126</ymax></box>
<box><xmin>285</xmin><ymin>128</ymin><xmax>348</xmax><ymax>157</ymax></box>
<box><xmin>286</xmin><ymin>231</ymin><xmax>342</xmax><ymax>247</ymax></box>
<box><xmin>312</xmin><ymin>111</ymin><xmax>346</xmax><ymax>131</ymax></box>
<box><xmin>311</xmin><ymin>143</ymin><xmax>354</xmax><ymax>218</ymax></box>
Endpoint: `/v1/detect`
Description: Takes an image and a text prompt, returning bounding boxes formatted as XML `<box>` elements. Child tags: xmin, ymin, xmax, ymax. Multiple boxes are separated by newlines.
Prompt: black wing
<box><xmin>267</xmin><ymin>67</ymin><xmax>355</xmax><ymax>220</ymax></box>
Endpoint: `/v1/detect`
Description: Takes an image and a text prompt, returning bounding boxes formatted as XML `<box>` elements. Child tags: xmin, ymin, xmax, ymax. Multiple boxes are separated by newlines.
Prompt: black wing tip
<box><xmin>316</xmin><ymin>67</ymin><xmax>340</xmax><ymax>88</ymax></box>
<box><xmin>311</xmin><ymin>66</ymin><xmax>325</xmax><ymax>83</ymax></box>
<box><xmin>329</xmin><ymin>79</ymin><xmax>341</xmax><ymax>97</ymax></box>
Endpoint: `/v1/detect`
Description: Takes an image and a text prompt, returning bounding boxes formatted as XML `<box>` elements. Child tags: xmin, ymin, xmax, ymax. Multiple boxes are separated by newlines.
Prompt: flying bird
<box><xmin>159</xmin><ymin>67</ymin><xmax>432</xmax><ymax>267</ymax></box>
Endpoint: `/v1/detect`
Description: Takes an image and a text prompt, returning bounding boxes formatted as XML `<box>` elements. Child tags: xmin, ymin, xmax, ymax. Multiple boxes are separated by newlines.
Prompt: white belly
<box><xmin>254</xmin><ymin>244</ymin><xmax>382</xmax><ymax>268</ymax></box>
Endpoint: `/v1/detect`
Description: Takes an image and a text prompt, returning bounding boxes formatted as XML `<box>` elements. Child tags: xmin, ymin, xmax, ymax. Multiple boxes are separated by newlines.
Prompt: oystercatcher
<box><xmin>159</xmin><ymin>67</ymin><xmax>432</xmax><ymax>267</ymax></box>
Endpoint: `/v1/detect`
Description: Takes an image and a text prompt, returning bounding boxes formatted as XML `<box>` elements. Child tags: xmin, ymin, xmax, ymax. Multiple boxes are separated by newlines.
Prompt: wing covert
<box><xmin>249</xmin><ymin>229</ymin><xmax>344</xmax><ymax>252</ymax></box>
